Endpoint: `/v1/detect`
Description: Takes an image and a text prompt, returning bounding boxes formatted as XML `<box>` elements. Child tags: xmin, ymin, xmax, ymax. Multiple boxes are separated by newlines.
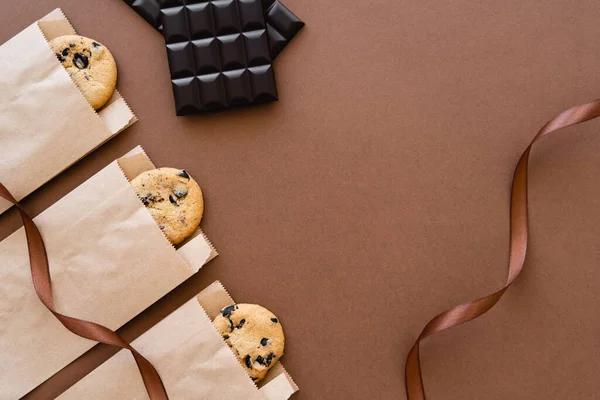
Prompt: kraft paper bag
<box><xmin>59</xmin><ymin>281</ymin><xmax>298</xmax><ymax>400</ymax></box>
<box><xmin>0</xmin><ymin>146</ymin><xmax>216</xmax><ymax>399</ymax></box>
<box><xmin>0</xmin><ymin>9</ymin><xmax>137</xmax><ymax>215</ymax></box>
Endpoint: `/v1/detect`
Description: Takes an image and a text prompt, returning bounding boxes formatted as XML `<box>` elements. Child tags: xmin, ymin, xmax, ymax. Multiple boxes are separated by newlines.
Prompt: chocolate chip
<box><xmin>221</xmin><ymin>305</ymin><xmax>236</xmax><ymax>317</ymax></box>
<box><xmin>256</xmin><ymin>355</ymin><xmax>264</xmax><ymax>365</ymax></box>
<box><xmin>245</xmin><ymin>355</ymin><xmax>251</xmax><ymax>368</ymax></box>
<box><xmin>174</xmin><ymin>189</ymin><xmax>187</xmax><ymax>198</ymax></box>
<box><xmin>69</xmin><ymin>43</ymin><xmax>76</xmax><ymax>48</ymax></box>
<box><xmin>169</xmin><ymin>195</ymin><xmax>179</xmax><ymax>206</ymax></box>
<box><xmin>159</xmin><ymin>225</ymin><xmax>166</xmax><ymax>231</ymax></box>
<box><xmin>260</xmin><ymin>338</ymin><xmax>269</xmax><ymax>346</ymax></box>
<box><xmin>271</xmin><ymin>318</ymin><xmax>278</xmax><ymax>323</ymax></box>
<box><xmin>251</xmin><ymin>377</ymin><xmax>258</xmax><ymax>381</ymax></box>
<box><xmin>173</xmin><ymin>184</ymin><xmax>188</xmax><ymax>198</ymax></box>
<box><xmin>73</xmin><ymin>53</ymin><xmax>89</xmax><ymax>69</ymax></box>
<box><xmin>179</xmin><ymin>217</ymin><xmax>186</xmax><ymax>224</ymax></box>
<box><xmin>236</xmin><ymin>319</ymin><xmax>246</xmax><ymax>329</ymax></box>
<box><xmin>265</xmin><ymin>353</ymin><xmax>275</xmax><ymax>367</ymax></box>
<box><xmin>61</xmin><ymin>48</ymin><xmax>70</xmax><ymax>57</ymax></box>
<box><xmin>139</xmin><ymin>194</ymin><xmax>156</xmax><ymax>206</ymax></box>
<box><xmin>92</xmin><ymin>42</ymin><xmax>100</xmax><ymax>48</ymax></box>
<box><xmin>56</xmin><ymin>53</ymin><xmax>65</xmax><ymax>62</ymax></box>
<box><xmin>84</xmin><ymin>75</ymin><xmax>90</xmax><ymax>81</ymax></box>
<box><xmin>223</xmin><ymin>335</ymin><xmax>229</xmax><ymax>340</ymax></box>
<box><xmin>178</xmin><ymin>170</ymin><xmax>190</xmax><ymax>179</ymax></box>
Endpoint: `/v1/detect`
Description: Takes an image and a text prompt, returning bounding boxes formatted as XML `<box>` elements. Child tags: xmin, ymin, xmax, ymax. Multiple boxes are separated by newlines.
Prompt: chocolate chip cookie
<box><xmin>213</xmin><ymin>304</ymin><xmax>285</xmax><ymax>382</ymax></box>
<box><xmin>49</xmin><ymin>35</ymin><xmax>117</xmax><ymax>110</ymax></box>
<box><xmin>130</xmin><ymin>168</ymin><xmax>204</xmax><ymax>245</ymax></box>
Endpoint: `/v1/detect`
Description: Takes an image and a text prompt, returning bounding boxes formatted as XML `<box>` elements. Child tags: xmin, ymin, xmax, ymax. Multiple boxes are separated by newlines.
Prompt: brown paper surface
<box><xmin>0</xmin><ymin>146</ymin><xmax>215</xmax><ymax>399</ymax></box>
<box><xmin>4</xmin><ymin>1</ymin><xmax>600</xmax><ymax>399</ymax></box>
<box><xmin>0</xmin><ymin>9</ymin><xmax>136</xmax><ymax>215</ymax></box>
<box><xmin>59</xmin><ymin>281</ymin><xmax>298</xmax><ymax>400</ymax></box>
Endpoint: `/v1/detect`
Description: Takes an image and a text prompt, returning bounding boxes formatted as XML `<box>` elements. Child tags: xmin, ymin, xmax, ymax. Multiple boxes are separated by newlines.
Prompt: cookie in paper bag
<box><xmin>130</xmin><ymin>168</ymin><xmax>204</xmax><ymax>245</ymax></box>
<box><xmin>213</xmin><ymin>304</ymin><xmax>285</xmax><ymax>382</ymax></box>
<box><xmin>49</xmin><ymin>35</ymin><xmax>117</xmax><ymax>110</ymax></box>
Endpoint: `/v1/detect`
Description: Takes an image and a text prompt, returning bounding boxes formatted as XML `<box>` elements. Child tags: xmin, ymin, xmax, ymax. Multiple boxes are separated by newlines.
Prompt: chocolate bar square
<box><xmin>124</xmin><ymin>0</ymin><xmax>304</xmax><ymax>60</ymax></box>
<box><xmin>124</xmin><ymin>0</ymin><xmax>162</xmax><ymax>29</ymax></box>
<box><xmin>161</xmin><ymin>0</ymin><xmax>278</xmax><ymax>115</ymax></box>
<box><xmin>261</xmin><ymin>0</ymin><xmax>304</xmax><ymax>58</ymax></box>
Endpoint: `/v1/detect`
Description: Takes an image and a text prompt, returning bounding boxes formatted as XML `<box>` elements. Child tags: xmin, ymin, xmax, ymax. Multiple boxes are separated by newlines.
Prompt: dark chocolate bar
<box><xmin>123</xmin><ymin>0</ymin><xmax>304</xmax><ymax>59</ymax></box>
<box><xmin>161</xmin><ymin>0</ymin><xmax>278</xmax><ymax>115</ymax></box>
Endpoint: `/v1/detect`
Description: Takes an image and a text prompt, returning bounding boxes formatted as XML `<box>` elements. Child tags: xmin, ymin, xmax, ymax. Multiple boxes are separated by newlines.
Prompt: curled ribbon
<box><xmin>0</xmin><ymin>185</ymin><xmax>169</xmax><ymax>399</ymax></box>
<box><xmin>405</xmin><ymin>98</ymin><xmax>600</xmax><ymax>399</ymax></box>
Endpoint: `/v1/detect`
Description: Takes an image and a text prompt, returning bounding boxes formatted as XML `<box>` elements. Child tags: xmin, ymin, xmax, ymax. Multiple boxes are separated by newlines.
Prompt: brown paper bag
<box><xmin>59</xmin><ymin>281</ymin><xmax>299</xmax><ymax>400</ymax></box>
<box><xmin>0</xmin><ymin>146</ymin><xmax>216</xmax><ymax>399</ymax></box>
<box><xmin>0</xmin><ymin>9</ymin><xmax>137</xmax><ymax>215</ymax></box>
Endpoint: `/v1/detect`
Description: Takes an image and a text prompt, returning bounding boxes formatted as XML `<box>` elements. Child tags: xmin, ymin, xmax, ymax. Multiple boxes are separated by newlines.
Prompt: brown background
<box><xmin>1</xmin><ymin>0</ymin><xmax>599</xmax><ymax>399</ymax></box>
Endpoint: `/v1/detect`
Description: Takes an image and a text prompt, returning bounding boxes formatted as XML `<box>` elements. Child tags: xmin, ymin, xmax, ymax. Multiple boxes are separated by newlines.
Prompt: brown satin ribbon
<box><xmin>405</xmin><ymin>98</ymin><xmax>600</xmax><ymax>399</ymax></box>
<box><xmin>0</xmin><ymin>185</ymin><xmax>169</xmax><ymax>399</ymax></box>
